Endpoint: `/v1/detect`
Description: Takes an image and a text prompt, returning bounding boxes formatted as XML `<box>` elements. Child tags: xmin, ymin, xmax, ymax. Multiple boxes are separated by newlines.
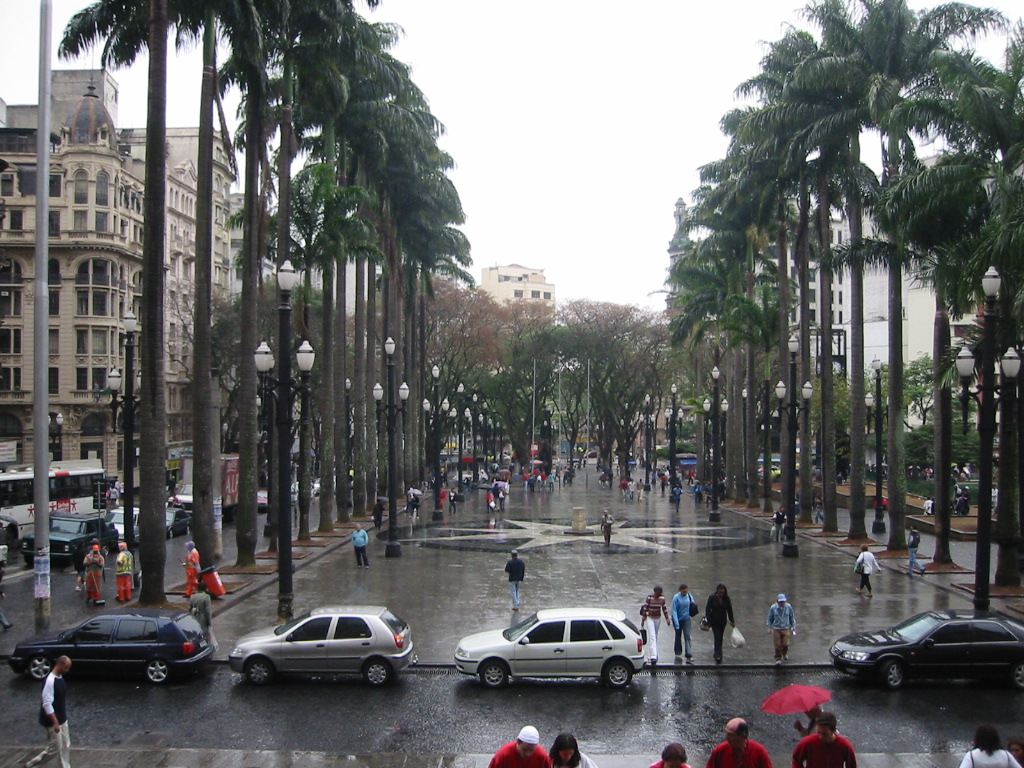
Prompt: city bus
<box><xmin>0</xmin><ymin>462</ymin><xmax>106</xmax><ymax>545</ymax></box>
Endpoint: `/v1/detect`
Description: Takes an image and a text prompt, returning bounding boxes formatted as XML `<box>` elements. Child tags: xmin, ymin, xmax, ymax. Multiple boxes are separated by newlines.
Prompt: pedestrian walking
<box><xmin>372</xmin><ymin>499</ymin><xmax>384</xmax><ymax>530</ymax></box>
<box><xmin>83</xmin><ymin>543</ymin><xmax>105</xmax><ymax>606</ymax></box>
<box><xmin>766</xmin><ymin>593</ymin><xmax>796</xmax><ymax>664</ymax></box>
<box><xmin>958</xmin><ymin>725</ymin><xmax>1018</xmax><ymax>768</ymax></box>
<box><xmin>792</xmin><ymin>712</ymin><xmax>857</xmax><ymax>768</ymax></box>
<box><xmin>352</xmin><ymin>524</ymin><xmax>370</xmax><ymax>568</ymax></box>
<box><xmin>505</xmin><ymin>550</ymin><xmax>525</xmax><ymax>611</ymax></box>
<box><xmin>771</xmin><ymin>508</ymin><xmax>785</xmax><ymax>542</ymax></box>
<box><xmin>660</xmin><ymin>474</ymin><xmax>668</xmax><ymax>495</ymax></box>
<box><xmin>641</xmin><ymin>585</ymin><xmax>671</xmax><ymax>666</ymax></box>
<box><xmin>924</xmin><ymin>497</ymin><xmax>935</xmax><ymax>516</ymax></box>
<box><xmin>25</xmin><ymin>655</ymin><xmax>73</xmax><ymax>768</ymax></box>
<box><xmin>794</xmin><ymin>707</ymin><xmax>824</xmax><ymax>738</ymax></box>
<box><xmin>854</xmin><ymin>545</ymin><xmax>880</xmax><ymax>597</ymax></box>
<box><xmin>189</xmin><ymin>579</ymin><xmax>217</xmax><ymax>651</ymax></box>
<box><xmin>550</xmin><ymin>733</ymin><xmax>599</xmax><ymax>768</ymax></box>
<box><xmin>601</xmin><ymin>510</ymin><xmax>614</xmax><ymax>545</ymax></box>
<box><xmin>71</xmin><ymin>544</ymin><xmax>86</xmax><ymax>594</ymax></box>
<box><xmin>704</xmin><ymin>717</ymin><xmax>773</xmax><ymax>768</ymax></box>
<box><xmin>672</xmin><ymin>584</ymin><xmax>698</xmax><ymax>663</ymax></box>
<box><xmin>182</xmin><ymin>541</ymin><xmax>201</xmax><ymax>597</ymax></box>
<box><xmin>907</xmin><ymin>524</ymin><xmax>926</xmax><ymax>576</ymax></box>
<box><xmin>488</xmin><ymin>726</ymin><xmax>550</xmax><ymax>768</ymax></box>
<box><xmin>651</xmin><ymin>743</ymin><xmax>691</xmax><ymax>768</ymax></box>
<box><xmin>704</xmin><ymin>583</ymin><xmax>735</xmax><ymax>665</ymax></box>
<box><xmin>671</xmin><ymin>484</ymin><xmax>683</xmax><ymax>513</ymax></box>
<box><xmin>114</xmin><ymin>542</ymin><xmax>133</xmax><ymax>602</ymax></box>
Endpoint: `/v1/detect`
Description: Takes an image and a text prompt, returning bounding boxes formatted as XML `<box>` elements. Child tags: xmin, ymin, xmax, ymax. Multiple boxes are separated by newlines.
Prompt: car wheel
<box><xmin>602</xmin><ymin>658</ymin><xmax>634</xmax><ymax>688</ymax></box>
<box><xmin>145</xmin><ymin>659</ymin><xmax>170</xmax><ymax>684</ymax></box>
<box><xmin>363</xmin><ymin>657</ymin><xmax>393</xmax><ymax>686</ymax></box>
<box><xmin>1010</xmin><ymin>661</ymin><xmax>1024</xmax><ymax>690</ymax></box>
<box><xmin>27</xmin><ymin>655</ymin><xmax>53</xmax><ymax>680</ymax></box>
<box><xmin>478</xmin><ymin>659</ymin><xmax>510</xmax><ymax>688</ymax></box>
<box><xmin>244</xmin><ymin>657</ymin><xmax>275</xmax><ymax>685</ymax></box>
<box><xmin>880</xmin><ymin>658</ymin><xmax>905</xmax><ymax>690</ymax></box>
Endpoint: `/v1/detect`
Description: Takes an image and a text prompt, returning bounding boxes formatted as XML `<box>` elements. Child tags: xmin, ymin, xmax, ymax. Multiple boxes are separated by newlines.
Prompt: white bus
<box><xmin>0</xmin><ymin>462</ymin><xmax>106</xmax><ymax>545</ymax></box>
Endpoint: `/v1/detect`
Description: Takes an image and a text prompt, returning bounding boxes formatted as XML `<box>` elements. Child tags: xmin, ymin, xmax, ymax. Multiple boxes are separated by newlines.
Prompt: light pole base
<box><xmin>708</xmin><ymin>509</ymin><xmax>721</xmax><ymax>523</ymax></box>
<box><xmin>432</xmin><ymin>508</ymin><xmax>444</xmax><ymax>521</ymax></box>
<box><xmin>871</xmin><ymin>518</ymin><xmax>887</xmax><ymax>534</ymax></box>
<box><xmin>782</xmin><ymin>540</ymin><xmax>799</xmax><ymax>558</ymax></box>
<box><xmin>276</xmin><ymin>594</ymin><xmax>294</xmax><ymax>622</ymax></box>
<box><xmin>385</xmin><ymin>541</ymin><xmax>403</xmax><ymax>558</ymax></box>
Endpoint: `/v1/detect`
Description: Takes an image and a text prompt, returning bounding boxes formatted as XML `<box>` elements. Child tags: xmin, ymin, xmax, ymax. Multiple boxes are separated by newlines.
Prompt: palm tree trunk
<box><xmin>932</xmin><ymin>297</ymin><xmax>953</xmax><ymax>563</ymax></box>
<box><xmin>886</xmin><ymin>250</ymin><xmax>907</xmax><ymax>550</ymax></box>
<box><xmin>366</xmin><ymin>261</ymin><xmax>379</xmax><ymax>503</ymax></box>
<box><xmin>796</xmin><ymin>177</ymin><xmax>813</xmax><ymax>523</ymax></box>
<box><xmin>138</xmin><ymin>0</ymin><xmax>169</xmax><ymax>604</ymax></box>
<box><xmin>994</xmin><ymin>298</ymin><xmax>1020</xmax><ymax>585</ymax></box>
<box><xmin>846</xmin><ymin>190</ymin><xmax>867</xmax><ymax>540</ymax></box>
<box><xmin>335</xmin><ymin>257</ymin><xmax>350</xmax><ymax>523</ymax></box>
<box><xmin>317</xmin><ymin>260</ymin><xmax>336</xmax><ymax>533</ymax></box>
<box><xmin>817</xmin><ymin>180</ymin><xmax>837</xmax><ymax>533</ymax></box>
<box><xmin>191</xmin><ymin>8</ymin><xmax>216</xmax><ymax>560</ymax></box>
<box><xmin>353</xmin><ymin>258</ymin><xmax>367</xmax><ymax>512</ymax></box>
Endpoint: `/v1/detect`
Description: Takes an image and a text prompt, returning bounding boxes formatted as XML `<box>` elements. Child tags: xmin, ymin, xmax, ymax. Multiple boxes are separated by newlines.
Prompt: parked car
<box><xmin>454</xmin><ymin>607</ymin><xmax>645</xmax><ymax>688</ymax></box>
<box><xmin>173</xmin><ymin>484</ymin><xmax>194</xmax><ymax>511</ymax></box>
<box><xmin>165</xmin><ymin>505</ymin><xmax>192</xmax><ymax>538</ymax></box>
<box><xmin>109</xmin><ymin>508</ymin><xmax>139</xmax><ymax>542</ymax></box>
<box><xmin>229</xmin><ymin>605</ymin><xmax>414</xmax><ymax>686</ymax></box>
<box><xmin>20</xmin><ymin>514</ymin><xmax>119</xmax><ymax>566</ymax></box>
<box><xmin>8</xmin><ymin>609</ymin><xmax>214</xmax><ymax>684</ymax></box>
<box><xmin>830</xmin><ymin>609</ymin><xmax>1024</xmax><ymax>689</ymax></box>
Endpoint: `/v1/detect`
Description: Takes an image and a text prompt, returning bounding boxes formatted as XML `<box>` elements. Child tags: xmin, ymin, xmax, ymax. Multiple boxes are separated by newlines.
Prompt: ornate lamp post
<box><xmin>48</xmin><ymin>411</ymin><xmax>63</xmax><ymax>462</ymax></box>
<box><xmin>108</xmin><ymin>310</ymin><xmax>138</xmax><ymax>552</ymax></box>
<box><xmin>373</xmin><ymin>337</ymin><xmax>409</xmax><ymax>558</ymax></box>
<box><xmin>254</xmin><ymin>342</ymin><xmax>275</xmax><ymax>514</ymax></box>
<box><xmin>777</xmin><ymin>334</ymin><xmax>813</xmax><ymax>558</ymax></box>
<box><xmin>741</xmin><ymin>388</ymin><xmax>748</xmax><ymax>500</ymax></box>
<box><xmin>344</xmin><ymin>377</ymin><xmax>353</xmax><ymax>511</ymax></box>
<box><xmin>667</xmin><ymin>384</ymin><xmax>678</xmax><ymax>486</ymax></box>
<box><xmin>455</xmin><ymin>383</ymin><xmax>465</xmax><ymax>489</ymax></box>
<box><xmin>423</xmin><ymin>364</ymin><xmax>449</xmax><ymax>521</ymax></box>
<box><xmin>709</xmin><ymin>366</ymin><xmax>723</xmax><ymax>523</ymax></box>
<box><xmin>870</xmin><ymin>357</ymin><xmax>886</xmax><ymax>534</ymax></box>
<box><xmin>642</xmin><ymin>394</ymin><xmax>653</xmax><ymax>493</ymax></box>
<box><xmin>956</xmin><ymin>267</ymin><xmax>1017</xmax><ymax>611</ymax></box>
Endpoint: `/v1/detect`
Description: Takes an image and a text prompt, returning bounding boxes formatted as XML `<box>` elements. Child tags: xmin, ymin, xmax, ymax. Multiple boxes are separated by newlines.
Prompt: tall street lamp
<box><xmin>741</xmin><ymin>388</ymin><xmax>748</xmax><ymax>500</ymax></box>
<box><xmin>956</xmin><ymin>267</ymin><xmax>1016</xmax><ymax>612</ymax></box>
<box><xmin>709</xmin><ymin>366</ymin><xmax>723</xmax><ymax>523</ymax></box>
<box><xmin>667</xmin><ymin>384</ymin><xmax>678</xmax><ymax>486</ymax></box>
<box><xmin>108</xmin><ymin>309</ymin><xmax>139</xmax><ymax>552</ymax></box>
<box><xmin>423</xmin><ymin>365</ymin><xmax>449</xmax><ymax>521</ymax></box>
<box><xmin>373</xmin><ymin>337</ymin><xmax>409</xmax><ymax>558</ymax></box>
<box><xmin>344</xmin><ymin>377</ymin><xmax>353</xmax><ymax>512</ymax></box>
<box><xmin>48</xmin><ymin>411</ymin><xmax>63</xmax><ymax>462</ymax></box>
<box><xmin>275</xmin><ymin>260</ymin><xmax>300</xmax><ymax>621</ymax></box>
<box><xmin>455</xmin><ymin>383</ymin><xmax>466</xmax><ymax>489</ymax></box>
<box><xmin>254</xmin><ymin>341</ymin><xmax>275</xmax><ymax>515</ymax></box>
<box><xmin>869</xmin><ymin>357</ymin><xmax>886</xmax><ymax>534</ymax></box>
<box><xmin>777</xmin><ymin>334</ymin><xmax>813</xmax><ymax>558</ymax></box>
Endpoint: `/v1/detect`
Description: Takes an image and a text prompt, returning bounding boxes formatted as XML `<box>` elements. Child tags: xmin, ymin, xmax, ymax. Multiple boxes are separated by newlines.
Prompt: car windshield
<box><xmin>165</xmin><ymin>511</ymin><xmax>176</xmax><ymax>524</ymax></box>
<box><xmin>891</xmin><ymin>612</ymin><xmax>945</xmax><ymax>642</ymax></box>
<box><xmin>381</xmin><ymin>610</ymin><xmax>408</xmax><ymax>635</ymax></box>
<box><xmin>503</xmin><ymin>613</ymin><xmax>539</xmax><ymax>641</ymax></box>
<box><xmin>274</xmin><ymin>611</ymin><xmax>312</xmax><ymax>636</ymax></box>
<box><xmin>50</xmin><ymin>519</ymin><xmax>87</xmax><ymax>534</ymax></box>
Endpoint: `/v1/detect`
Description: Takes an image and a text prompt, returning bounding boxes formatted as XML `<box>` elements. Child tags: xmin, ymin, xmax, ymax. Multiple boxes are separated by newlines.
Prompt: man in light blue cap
<box><xmin>766</xmin><ymin>593</ymin><xmax>796</xmax><ymax>664</ymax></box>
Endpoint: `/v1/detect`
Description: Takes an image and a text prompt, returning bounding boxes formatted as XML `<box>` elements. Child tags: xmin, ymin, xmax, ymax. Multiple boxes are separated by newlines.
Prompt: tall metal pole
<box><xmin>344</xmin><ymin>378</ymin><xmax>352</xmax><ymax>512</ymax></box>
<box><xmin>872</xmin><ymin>359</ymin><xmax>886</xmax><ymax>534</ymax></box>
<box><xmin>122</xmin><ymin>314</ymin><xmax>137</xmax><ymax>553</ymax></box>
<box><xmin>33</xmin><ymin>0</ymin><xmax>54</xmax><ymax>632</ymax></box>
<box><xmin>974</xmin><ymin>270</ymin><xmax>1000</xmax><ymax>612</ymax></box>
<box><xmin>384</xmin><ymin>338</ymin><xmax>403</xmax><ymax>558</ymax></box>
<box><xmin>783</xmin><ymin>338</ymin><xmax>800</xmax><ymax>558</ymax></box>
<box><xmin>668</xmin><ymin>385</ymin><xmax>678</xmax><ymax>486</ymax></box>
<box><xmin>430</xmin><ymin>366</ymin><xmax>443</xmax><ymax>522</ymax></box>
<box><xmin>643</xmin><ymin>395</ymin><xmax>652</xmax><ymax>492</ymax></box>
<box><xmin>456</xmin><ymin>383</ymin><xmax>465</xmax><ymax>489</ymax></box>
<box><xmin>275</xmin><ymin>262</ymin><xmax>297</xmax><ymax>621</ymax></box>
<box><xmin>710</xmin><ymin>367</ymin><xmax>722</xmax><ymax>523</ymax></box>
<box><xmin>741</xmin><ymin>388</ymin><xmax>748</xmax><ymax>501</ymax></box>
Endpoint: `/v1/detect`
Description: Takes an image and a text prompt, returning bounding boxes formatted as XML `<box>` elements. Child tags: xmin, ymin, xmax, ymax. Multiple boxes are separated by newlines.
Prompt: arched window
<box><xmin>81</xmin><ymin>412</ymin><xmax>106</xmax><ymax>437</ymax></box>
<box><xmin>0</xmin><ymin>260</ymin><xmax>23</xmax><ymax>284</ymax></box>
<box><xmin>96</xmin><ymin>172</ymin><xmax>109</xmax><ymax>206</ymax></box>
<box><xmin>0</xmin><ymin>412</ymin><xmax>22</xmax><ymax>437</ymax></box>
<box><xmin>74</xmin><ymin>170</ymin><xmax>89</xmax><ymax>205</ymax></box>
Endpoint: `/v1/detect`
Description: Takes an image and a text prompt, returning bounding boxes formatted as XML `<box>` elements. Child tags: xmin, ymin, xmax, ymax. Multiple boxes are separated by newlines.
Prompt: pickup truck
<box><xmin>20</xmin><ymin>513</ymin><xmax>119</xmax><ymax>566</ymax></box>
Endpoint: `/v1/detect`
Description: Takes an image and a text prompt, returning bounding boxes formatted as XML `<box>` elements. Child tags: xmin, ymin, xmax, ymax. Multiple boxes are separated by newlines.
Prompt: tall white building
<box><xmin>480</xmin><ymin>264</ymin><xmax>556</xmax><ymax>310</ymax></box>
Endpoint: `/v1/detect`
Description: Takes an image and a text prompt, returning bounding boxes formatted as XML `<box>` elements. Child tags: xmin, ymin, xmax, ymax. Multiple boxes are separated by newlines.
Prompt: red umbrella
<box><xmin>760</xmin><ymin>684</ymin><xmax>831</xmax><ymax>715</ymax></box>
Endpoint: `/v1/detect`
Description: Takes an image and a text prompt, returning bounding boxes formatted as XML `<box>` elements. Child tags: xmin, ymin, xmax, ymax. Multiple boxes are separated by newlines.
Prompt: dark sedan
<box><xmin>166</xmin><ymin>505</ymin><xmax>192</xmax><ymax>538</ymax></box>
<box><xmin>8</xmin><ymin>609</ymin><xmax>214</xmax><ymax>685</ymax></box>
<box><xmin>830</xmin><ymin>609</ymin><xmax>1024</xmax><ymax>689</ymax></box>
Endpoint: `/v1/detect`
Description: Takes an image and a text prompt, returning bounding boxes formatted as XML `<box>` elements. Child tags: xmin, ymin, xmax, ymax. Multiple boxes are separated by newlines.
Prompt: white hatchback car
<box><xmin>454</xmin><ymin>607</ymin><xmax>645</xmax><ymax>688</ymax></box>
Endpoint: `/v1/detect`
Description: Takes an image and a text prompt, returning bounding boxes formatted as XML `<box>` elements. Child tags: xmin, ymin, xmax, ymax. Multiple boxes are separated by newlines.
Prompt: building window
<box><xmin>76</xmin><ymin>329</ymin><xmax>88</xmax><ymax>354</ymax></box>
<box><xmin>0</xmin><ymin>328</ymin><xmax>21</xmax><ymax>354</ymax></box>
<box><xmin>49</xmin><ymin>174</ymin><xmax>61</xmax><ymax>198</ymax></box>
<box><xmin>95</xmin><ymin>211</ymin><xmax>108</xmax><ymax>232</ymax></box>
<box><xmin>48</xmin><ymin>290</ymin><xmax>59</xmax><ymax>316</ymax></box>
<box><xmin>8</xmin><ymin>210</ymin><xmax>22</xmax><ymax>230</ymax></box>
<box><xmin>76</xmin><ymin>367</ymin><xmax>88</xmax><ymax>390</ymax></box>
<box><xmin>48</xmin><ymin>329</ymin><xmax>59</xmax><ymax>355</ymax></box>
<box><xmin>0</xmin><ymin>367</ymin><xmax>21</xmax><ymax>390</ymax></box>
<box><xmin>91</xmin><ymin>329</ymin><xmax>108</xmax><ymax>355</ymax></box>
<box><xmin>73</xmin><ymin>210</ymin><xmax>88</xmax><ymax>231</ymax></box>
<box><xmin>0</xmin><ymin>174</ymin><xmax>13</xmax><ymax>196</ymax></box>
<box><xmin>531</xmin><ymin>291</ymin><xmax>540</xmax><ymax>299</ymax></box>
<box><xmin>0</xmin><ymin>290</ymin><xmax>22</xmax><ymax>318</ymax></box>
<box><xmin>48</xmin><ymin>367</ymin><xmax>58</xmax><ymax>395</ymax></box>
<box><xmin>77</xmin><ymin>291</ymin><xmax>90</xmax><ymax>315</ymax></box>
<box><xmin>543</xmin><ymin>292</ymin><xmax>551</xmax><ymax>300</ymax></box>
<box><xmin>48</xmin><ymin>210</ymin><xmax>60</xmax><ymax>236</ymax></box>
<box><xmin>74</xmin><ymin>171</ymin><xmax>89</xmax><ymax>204</ymax></box>
<box><xmin>92</xmin><ymin>291</ymin><xmax>108</xmax><ymax>316</ymax></box>
<box><xmin>513</xmin><ymin>290</ymin><xmax>523</xmax><ymax>298</ymax></box>
<box><xmin>91</xmin><ymin>368</ymin><xmax>106</xmax><ymax>391</ymax></box>
<box><xmin>95</xmin><ymin>172</ymin><xmax>109</xmax><ymax>206</ymax></box>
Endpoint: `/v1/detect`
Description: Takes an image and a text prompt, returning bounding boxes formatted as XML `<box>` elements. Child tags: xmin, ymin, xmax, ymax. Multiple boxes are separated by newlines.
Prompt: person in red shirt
<box><xmin>489</xmin><ymin>726</ymin><xmax>551</xmax><ymax>768</ymax></box>
<box><xmin>792</xmin><ymin>712</ymin><xmax>856</xmax><ymax>768</ymax></box>
<box><xmin>705</xmin><ymin>718</ymin><xmax>774</xmax><ymax>768</ymax></box>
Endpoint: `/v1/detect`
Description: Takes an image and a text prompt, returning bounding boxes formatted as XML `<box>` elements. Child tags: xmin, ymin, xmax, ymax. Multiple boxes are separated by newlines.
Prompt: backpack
<box><xmin>909</xmin><ymin>530</ymin><xmax>920</xmax><ymax>548</ymax></box>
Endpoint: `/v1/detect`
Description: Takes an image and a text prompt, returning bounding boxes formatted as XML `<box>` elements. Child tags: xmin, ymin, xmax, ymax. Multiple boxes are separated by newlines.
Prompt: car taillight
<box><xmin>394</xmin><ymin>633</ymin><xmax>404</xmax><ymax>649</ymax></box>
<box><xmin>183</xmin><ymin>641</ymin><xmax>196</xmax><ymax>654</ymax></box>
<box><xmin>637</xmin><ymin>637</ymin><xmax>643</xmax><ymax>653</ymax></box>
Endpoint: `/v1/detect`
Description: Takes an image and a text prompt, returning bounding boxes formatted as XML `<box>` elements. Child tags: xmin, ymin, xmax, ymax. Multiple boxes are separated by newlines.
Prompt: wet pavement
<box><xmin>1</xmin><ymin>468</ymin><xmax>1019</xmax><ymax>767</ymax></box>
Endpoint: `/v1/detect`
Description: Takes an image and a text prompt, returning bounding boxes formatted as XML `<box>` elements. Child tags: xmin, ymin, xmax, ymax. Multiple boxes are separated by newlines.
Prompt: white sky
<box><xmin>1</xmin><ymin>0</ymin><xmax>1017</xmax><ymax>309</ymax></box>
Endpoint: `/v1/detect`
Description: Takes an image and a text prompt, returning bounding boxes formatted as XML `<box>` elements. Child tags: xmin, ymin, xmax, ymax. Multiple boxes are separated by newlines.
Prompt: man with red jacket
<box><xmin>792</xmin><ymin>712</ymin><xmax>857</xmax><ymax>768</ymax></box>
<box><xmin>489</xmin><ymin>726</ymin><xmax>550</xmax><ymax>768</ymax></box>
<box><xmin>705</xmin><ymin>718</ymin><xmax>773</xmax><ymax>768</ymax></box>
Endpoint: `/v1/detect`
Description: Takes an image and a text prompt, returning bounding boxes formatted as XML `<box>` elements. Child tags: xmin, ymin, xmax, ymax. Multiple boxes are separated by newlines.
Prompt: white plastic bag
<box><xmin>730</xmin><ymin>625</ymin><xmax>746</xmax><ymax>648</ymax></box>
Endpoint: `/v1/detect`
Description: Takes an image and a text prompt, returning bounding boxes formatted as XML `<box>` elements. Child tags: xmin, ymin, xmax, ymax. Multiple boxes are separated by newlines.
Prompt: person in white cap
<box><xmin>488</xmin><ymin>726</ymin><xmax>550</xmax><ymax>768</ymax></box>
<box><xmin>766</xmin><ymin>593</ymin><xmax>796</xmax><ymax>664</ymax></box>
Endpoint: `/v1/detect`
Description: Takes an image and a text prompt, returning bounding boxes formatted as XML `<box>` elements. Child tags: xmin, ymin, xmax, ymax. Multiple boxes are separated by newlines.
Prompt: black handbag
<box><xmin>689</xmin><ymin>598</ymin><xmax>699</xmax><ymax>617</ymax></box>
<box><xmin>640</xmin><ymin>627</ymin><xmax>648</xmax><ymax>644</ymax></box>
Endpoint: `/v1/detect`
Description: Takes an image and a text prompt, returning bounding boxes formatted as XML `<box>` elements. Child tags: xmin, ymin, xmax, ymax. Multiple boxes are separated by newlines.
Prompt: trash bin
<box><xmin>200</xmin><ymin>565</ymin><xmax>226</xmax><ymax>597</ymax></box>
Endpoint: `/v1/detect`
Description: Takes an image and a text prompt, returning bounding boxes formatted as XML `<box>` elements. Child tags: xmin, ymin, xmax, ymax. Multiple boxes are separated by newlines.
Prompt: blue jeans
<box><xmin>908</xmin><ymin>547</ymin><xmax>925</xmax><ymax>575</ymax></box>
<box><xmin>509</xmin><ymin>581</ymin><xmax>521</xmax><ymax>609</ymax></box>
<box><xmin>674</xmin><ymin>619</ymin><xmax>692</xmax><ymax>657</ymax></box>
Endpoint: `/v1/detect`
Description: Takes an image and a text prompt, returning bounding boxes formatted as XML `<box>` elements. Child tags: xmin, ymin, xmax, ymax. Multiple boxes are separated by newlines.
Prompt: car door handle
<box><xmin>361</xmin><ymin>642</ymin><xmax>371</xmax><ymax>646</ymax></box>
<box><xmin>316</xmin><ymin>644</ymin><xmax>325</xmax><ymax>648</ymax></box>
<box><xmin>554</xmin><ymin>648</ymin><xmax>565</xmax><ymax>653</ymax></box>
<box><xmin>602</xmin><ymin>645</ymin><xmax>613</xmax><ymax>651</ymax></box>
